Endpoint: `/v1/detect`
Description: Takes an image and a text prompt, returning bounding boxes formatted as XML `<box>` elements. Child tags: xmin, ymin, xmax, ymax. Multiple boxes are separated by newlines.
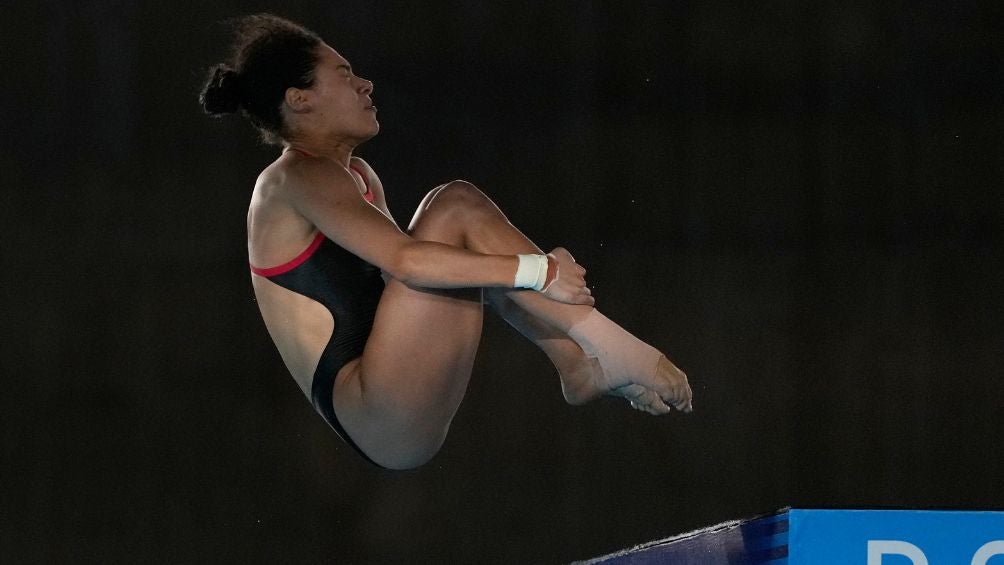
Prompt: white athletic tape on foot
<box><xmin>567</xmin><ymin>309</ymin><xmax>663</xmax><ymax>384</ymax></box>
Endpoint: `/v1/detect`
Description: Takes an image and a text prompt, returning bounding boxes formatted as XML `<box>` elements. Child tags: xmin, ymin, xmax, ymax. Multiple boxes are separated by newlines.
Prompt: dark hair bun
<box><xmin>199</xmin><ymin>64</ymin><xmax>242</xmax><ymax>115</ymax></box>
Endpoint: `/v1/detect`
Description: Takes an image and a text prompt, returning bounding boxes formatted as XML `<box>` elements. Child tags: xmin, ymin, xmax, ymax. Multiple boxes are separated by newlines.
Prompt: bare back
<box><xmin>247</xmin><ymin>151</ymin><xmax>391</xmax><ymax>396</ymax></box>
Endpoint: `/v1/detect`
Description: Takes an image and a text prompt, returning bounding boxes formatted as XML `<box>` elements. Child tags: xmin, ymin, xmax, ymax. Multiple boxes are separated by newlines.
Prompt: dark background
<box><xmin>3</xmin><ymin>1</ymin><xmax>1002</xmax><ymax>563</ymax></box>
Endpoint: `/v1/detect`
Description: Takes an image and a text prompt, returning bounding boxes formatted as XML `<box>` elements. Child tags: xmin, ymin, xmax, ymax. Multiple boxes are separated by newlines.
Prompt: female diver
<box><xmin>200</xmin><ymin>14</ymin><xmax>693</xmax><ymax>470</ymax></box>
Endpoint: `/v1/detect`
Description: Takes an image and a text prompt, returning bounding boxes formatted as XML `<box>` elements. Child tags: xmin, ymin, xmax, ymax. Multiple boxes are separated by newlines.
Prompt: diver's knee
<box><xmin>431</xmin><ymin>180</ymin><xmax>492</xmax><ymax>213</ymax></box>
<box><xmin>411</xmin><ymin>180</ymin><xmax>493</xmax><ymax>234</ymax></box>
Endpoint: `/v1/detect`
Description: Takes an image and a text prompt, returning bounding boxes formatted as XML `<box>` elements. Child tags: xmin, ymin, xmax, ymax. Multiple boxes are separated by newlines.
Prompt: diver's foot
<box><xmin>602</xmin><ymin>355</ymin><xmax>693</xmax><ymax>415</ymax></box>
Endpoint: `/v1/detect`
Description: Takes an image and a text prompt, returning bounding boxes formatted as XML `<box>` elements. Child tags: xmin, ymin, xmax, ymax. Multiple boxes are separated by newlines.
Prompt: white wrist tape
<box><xmin>514</xmin><ymin>254</ymin><xmax>549</xmax><ymax>291</ymax></box>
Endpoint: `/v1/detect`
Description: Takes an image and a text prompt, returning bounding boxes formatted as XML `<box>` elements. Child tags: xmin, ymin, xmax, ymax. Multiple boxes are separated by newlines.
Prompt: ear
<box><xmin>284</xmin><ymin>87</ymin><xmax>311</xmax><ymax>113</ymax></box>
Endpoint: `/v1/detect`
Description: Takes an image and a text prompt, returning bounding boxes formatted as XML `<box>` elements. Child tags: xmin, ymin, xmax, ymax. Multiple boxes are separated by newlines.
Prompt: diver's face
<box><xmin>304</xmin><ymin>45</ymin><xmax>379</xmax><ymax>139</ymax></box>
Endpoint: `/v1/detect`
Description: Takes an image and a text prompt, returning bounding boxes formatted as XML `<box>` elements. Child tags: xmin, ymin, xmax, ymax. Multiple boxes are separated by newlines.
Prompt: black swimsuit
<box><xmin>250</xmin><ymin>164</ymin><xmax>384</xmax><ymax>465</ymax></box>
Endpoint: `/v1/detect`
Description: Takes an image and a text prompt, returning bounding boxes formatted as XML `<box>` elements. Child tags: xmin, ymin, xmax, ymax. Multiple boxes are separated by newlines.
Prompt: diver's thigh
<box><xmin>332</xmin><ymin>277</ymin><xmax>483</xmax><ymax>465</ymax></box>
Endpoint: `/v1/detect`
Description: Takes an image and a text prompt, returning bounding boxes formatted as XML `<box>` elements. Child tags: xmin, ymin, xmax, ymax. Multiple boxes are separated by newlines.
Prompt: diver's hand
<box><xmin>541</xmin><ymin>247</ymin><xmax>594</xmax><ymax>305</ymax></box>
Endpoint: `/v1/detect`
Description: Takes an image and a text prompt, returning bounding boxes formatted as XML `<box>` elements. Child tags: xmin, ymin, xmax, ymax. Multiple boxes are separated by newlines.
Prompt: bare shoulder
<box><xmin>349</xmin><ymin>155</ymin><xmax>374</xmax><ymax>172</ymax></box>
<box><xmin>267</xmin><ymin>151</ymin><xmax>357</xmax><ymax>198</ymax></box>
<box><xmin>252</xmin><ymin>151</ymin><xmax>303</xmax><ymax>203</ymax></box>
<box><xmin>348</xmin><ymin>155</ymin><xmax>377</xmax><ymax>179</ymax></box>
<box><xmin>349</xmin><ymin>156</ymin><xmax>388</xmax><ymax>205</ymax></box>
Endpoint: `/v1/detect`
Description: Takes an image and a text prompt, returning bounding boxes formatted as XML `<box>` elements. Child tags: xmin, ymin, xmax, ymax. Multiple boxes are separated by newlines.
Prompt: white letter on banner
<box><xmin>972</xmin><ymin>541</ymin><xmax>1004</xmax><ymax>565</ymax></box>
<box><xmin>867</xmin><ymin>540</ymin><xmax>928</xmax><ymax>565</ymax></box>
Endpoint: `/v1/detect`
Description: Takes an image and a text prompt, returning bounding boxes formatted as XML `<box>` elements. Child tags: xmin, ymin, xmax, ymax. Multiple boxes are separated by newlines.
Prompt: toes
<box><xmin>672</xmin><ymin>397</ymin><xmax>692</xmax><ymax>413</ymax></box>
<box><xmin>649</xmin><ymin>397</ymin><xmax>673</xmax><ymax>415</ymax></box>
<box><xmin>653</xmin><ymin>357</ymin><xmax>694</xmax><ymax>413</ymax></box>
<box><xmin>622</xmin><ymin>385</ymin><xmax>672</xmax><ymax>415</ymax></box>
<box><xmin>655</xmin><ymin>385</ymin><xmax>690</xmax><ymax>413</ymax></box>
<box><xmin>667</xmin><ymin>383</ymin><xmax>693</xmax><ymax>412</ymax></box>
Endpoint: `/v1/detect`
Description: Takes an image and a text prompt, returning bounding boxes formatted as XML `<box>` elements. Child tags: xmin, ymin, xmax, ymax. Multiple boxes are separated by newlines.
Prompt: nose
<box><xmin>359</xmin><ymin>77</ymin><xmax>373</xmax><ymax>96</ymax></box>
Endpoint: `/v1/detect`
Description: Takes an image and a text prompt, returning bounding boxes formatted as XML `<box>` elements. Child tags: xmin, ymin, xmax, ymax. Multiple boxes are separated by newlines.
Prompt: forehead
<box><xmin>318</xmin><ymin>45</ymin><xmax>349</xmax><ymax>68</ymax></box>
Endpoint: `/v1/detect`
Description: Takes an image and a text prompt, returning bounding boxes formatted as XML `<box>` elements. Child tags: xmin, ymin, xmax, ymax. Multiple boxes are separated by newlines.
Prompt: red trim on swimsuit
<box><xmin>250</xmin><ymin>231</ymin><xmax>326</xmax><ymax>277</ymax></box>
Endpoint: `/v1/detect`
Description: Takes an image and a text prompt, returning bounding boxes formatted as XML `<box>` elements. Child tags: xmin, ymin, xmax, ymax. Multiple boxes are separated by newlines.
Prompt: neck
<box><xmin>282</xmin><ymin>134</ymin><xmax>357</xmax><ymax>166</ymax></box>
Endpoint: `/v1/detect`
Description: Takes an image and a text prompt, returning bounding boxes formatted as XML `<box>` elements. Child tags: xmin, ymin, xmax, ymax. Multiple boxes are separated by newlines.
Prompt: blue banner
<box><xmin>789</xmin><ymin>509</ymin><xmax>1004</xmax><ymax>565</ymax></box>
